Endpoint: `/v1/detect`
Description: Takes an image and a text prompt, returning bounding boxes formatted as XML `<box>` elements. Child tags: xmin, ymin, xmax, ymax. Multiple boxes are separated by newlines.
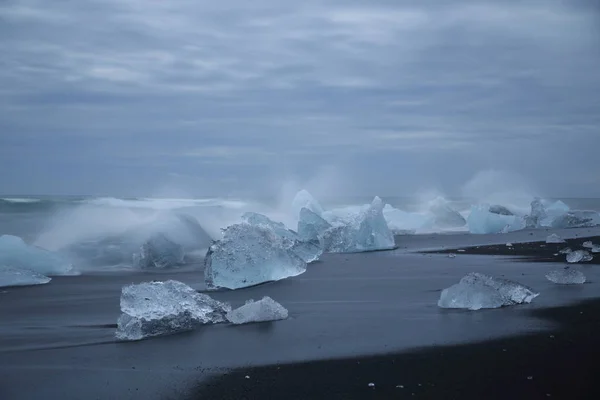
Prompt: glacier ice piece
<box><xmin>546</xmin><ymin>267</ymin><xmax>586</xmax><ymax>285</ymax></box>
<box><xmin>204</xmin><ymin>223</ymin><xmax>307</xmax><ymax>290</ymax></box>
<box><xmin>429</xmin><ymin>197</ymin><xmax>466</xmax><ymax>228</ymax></box>
<box><xmin>489</xmin><ymin>205</ymin><xmax>514</xmax><ymax>216</ymax></box>
<box><xmin>382</xmin><ymin>204</ymin><xmax>433</xmax><ymax>233</ymax></box>
<box><xmin>292</xmin><ymin>189</ymin><xmax>324</xmax><ymax>217</ymax></box>
<box><xmin>559</xmin><ymin>247</ymin><xmax>573</xmax><ymax>254</ymax></box>
<box><xmin>546</xmin><ymin>234</ymin><xmax>565</xmax><ymax>244</ymax></box>
<box><xmin>566</xmin><ymin>250</ymin><xmax>593</xmax><ymax>263</ymax></box>
<box><xmin>525</xmin><ymin>198</ymin><xmax>547</xmax><ymax>228</ymax></box>
<box><xmin>226</xmin><ymin>296</ymin><xmax>288</xmax><ymax>324</ymax></box>
<box><xmin>467</xmin><ymin>205</ymin><xmax>525</xmax><ymax>234</ymax></box>
<box><xmin>322</xmin><ymin>197</ymin><xmax>395</xmax><ymax>253</ymax></box>
<box><xmin>242</xmin><ymin>212</ymin><xmax>322</xmax><ymax>263</ymax></box>
<box><xmin>132</xmin><ymin>234</ymin><xmax>185</xmax><ymax>269</ymax></box>
<box><xmin>297</xmin><ymin>207</ymin><xmax>331</xmax><ymax>242</ymax></box>
<box><xmin>438</xmin><ymin>272</ymin><xmax>539</xmax><ymax>310</ymax></box>
<box><xmin>0</xmin><ymin>266</ymin><xmax>51</xmax><ymax>288</ymax></box>
<box><xmin>115</xmin><ymin>280</ymin><xmax>230</xmax><ymax>341</ymax></box>
<box><xmin>591</xmin><ymin>245</ymin><xmax>600</xmax><ymax>253</ymax></box>
<box><xmin>582</xmin><ymin>241</ymin><xmax>593</xmax><ymax>249</ymax></box>
<box><xmin>0</xmin><ymin>235</ymin><xmax>74</xmax><ymax>275</ymax></box>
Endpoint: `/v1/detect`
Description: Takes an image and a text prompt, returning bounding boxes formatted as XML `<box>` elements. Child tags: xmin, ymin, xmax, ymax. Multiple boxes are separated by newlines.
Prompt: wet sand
<box><xmin>1</xmin><ymin>227</ymin><xmax>600</xmax><ymax>399</ymax></box>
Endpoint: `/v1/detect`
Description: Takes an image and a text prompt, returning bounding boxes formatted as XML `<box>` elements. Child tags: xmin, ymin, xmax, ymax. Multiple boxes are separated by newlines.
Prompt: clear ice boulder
<box><xmin>226</xmin><ymin>296</ymin><xmax>288</xmax><ymax>324</ymax></box>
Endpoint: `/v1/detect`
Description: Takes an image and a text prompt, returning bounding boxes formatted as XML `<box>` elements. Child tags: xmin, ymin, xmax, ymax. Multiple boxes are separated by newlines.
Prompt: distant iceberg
<box><xmin>115</xmin><ymin>280</ymin><xmax>230</xmax><ymax>341</ymax></box>
<box><xmin>0</xmin><ymin>266</ymin><xmax>51</xmax><ymax>288</ymax></box>
<box><xmin>0</xmin><ymin>235</ymin><xmax>74</xmax><ymax>275</ymax></box>
<box><xmin>226</xmin><ymin>296</ymin><xmax>288</xmax><ymax>324</ymax></box>
<box><xmin>322</xmin><ymin>197</ymin><xmax>395</xmax><ymax>253</ymax></box>
<box><xmin>204</xmin><ymin>223</ymin><xmax>307</xmax><ymax>290</ymax></box>
<box><xmin>467</xmin><ymin>205</ymin><xmax>525</xmax><ymax>234</ymax></box>
<box><xmin>438</xmin><ymin>272</ymin><xmax>539</xmax><ymax>310</ymax></box>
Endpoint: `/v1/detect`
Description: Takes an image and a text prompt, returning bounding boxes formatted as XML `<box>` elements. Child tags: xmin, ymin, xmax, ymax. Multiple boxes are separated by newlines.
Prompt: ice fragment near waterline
<box><xmin>226</xmin><ymin>296</ymin><xmax>288</xmax><ymax>324</ymax></box>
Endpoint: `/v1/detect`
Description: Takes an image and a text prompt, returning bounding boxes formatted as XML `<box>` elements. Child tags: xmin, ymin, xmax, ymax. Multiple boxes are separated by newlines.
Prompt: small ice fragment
<box><xmin>457</xmin><ymin>249</ymin><xmax>466</xmax><ymax>252</ymax></box>
<box><xmin>132</xmin><ymin>234</ymin><xmax>185</xmax><ymax>269</ymax></box>
<box><xmin>527</xmin><ymin>376</ymin><xmax>533</xmax><ymax>380</ymax></box>
<box><xmin>0</xmin><ymin>266</ymin><xmax>51</xmax><ymax>288</ymax></box>
<box><xmin>448</xmin><ymin>253</ymin><xmax>456</xmax><ymax>258</ymax></box>
<box><xmin>368</xmin><ymin>383</ymin><xmax>375</xmax><ymax>388</ymax></box>
<box><xmin>546</xmin><ymin>234</ymin><xmax>565</xmax><ymax>244</ymax></box>
<box><xmin>115</xmin><ymin>280</ymin><xmax>231</xmax><ymax>341</ymax></box>
<box><xmin>204</xmin><ymin>223</ymin><xmax>307</xmax><ymax>290</ymax></box>
<box><xmin>226</xmin><ymin>296</ymin><xmax>288</xmax><ymax>324</ymax></box>
<box><xmin>506</xmin><ymin>243</ymin><xmax>513</xmax><ymax>247</ymax></box>
<box><xmin>591</xmin><ymin>245</ymin><xmax>600</xmax><ymax>253</ymax></box>
<box><xmin>566</xmin><ymin>250</ymin><xmax>593</xmax><ymax>263</ymax></box>
<box><xmin>582</xmin><ymin>241</ymin><xmax>593</xmax><ymax>248</ymax></box>
<box><xmin>0</xmin><ymin>235</ymin><xmax>74</xmax><ymax>275</ymax></box>
<box><xmin>397</xmin><ymin>385</ymin><xmax>404</xmax><ymax>389</ymax></box>
<box><xmin>545</xmin><ymin>267</ymin><xmax>586</xmax><ymax>285</ymax></box>
<box><xmin>438</xmin><ymin>272</ymin><xmax>539</xmax><ymax>310</ymax></box>
<box><xmin>559</xmin><ymin>247</ymin><xmax>572</xmax><ymax>254</ymax></box>
<box><xmin>245</xmin><ymin>376</ymin><xmax>250</xmax><ymax>379</ymax></box>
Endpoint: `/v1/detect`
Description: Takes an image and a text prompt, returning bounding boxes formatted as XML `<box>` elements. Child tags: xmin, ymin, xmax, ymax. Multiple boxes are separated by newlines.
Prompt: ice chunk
<box><xmin>582</xmin><ymin>241</ymin><xmax>593</xmax><ymax>249</ymax></box>
<box><xmin>204</xmin><ymin>223</ymin><xmax>307</xmax><ymax>290</ymax></box>
<box><xmin>226</xmin><ymin>296</ymin><xmax>288</xmax><ymax>324</ymax></box>
<box><xmin>546</xmin><ymin>267</ymin><xmax>586</xmax><ymax>285</ymax></box>
<box><xmin>559</xmin><ymin>247</ymin><xmax>573</xmax><ymax>254</ymax></box>
<box><xmin>591</xmin><ymin>245</ymin><xmax>600</xmax><ymax>253</ymax></box>
<box><xmin>292</xmin><ymin>189</ymin><xmax>324</xmax><ymax>217</ymax></box>
<box><xmin>132</xmin><ymin>234</ymin><xmax>185</xmax><ymax>269</ymax></box>
<box><xmin>115</xmin><ymin>280</ymin><xmax>230</xmax><ymax>341</ymax></box>
<box><xmin>322</xmin><ymin>197</ymin><xmax>395</xmax><ymax>253</ymax></box>
<box><xmin>566</xmin><ymin>250</ymin><xmax>593</xmax><ymax>263</ymax></box>
<box><xmin>383</xmin><ymin>204</ymin><xmax>433</xmax><ymax>233</ymax></box>
<box><xmin>429</xmin><ymin>197</ymin><xmax>466</xmax><ymax>228</ymax></box>
<box><xmin>0</xmin><ymin>235</ymin><xmax>74</xmax><ymax>275</ymax></box>
<box><xmin>0</xmin><ymin>266</ymin><xmax>51</xmax><ymax>288</ymax></box>
<box><xmin>242</xmin><ymin>212</ymin><xmax>322</xmax><ymax>263</ymax></box>
<box><xmin>525</xmin><ymin>198</ymin><xmax>547</xmax><ymax>228</ymax></box>
<box><xmin>546</xmin><ymin>234</ymin><xmax>565</xmax><ymax>244</ymax></box>
<box><xmin>467</xmin><ymin>205</ymin><xmax>525</xmax><ymax>234</ymax></box>
<box><xmin>297</xmin><ymin>207</ymin><xmax>331</xmax><ymax>242</ymax></box>
<box><xmin>438</xmin><ymin>272</ymin><xmax>539</xmax><ymax>310</ymax></box>
<box><xmin>488</xmin><ymin>205</ymin><xmax>514</xmax><ymax>216</ymax></box>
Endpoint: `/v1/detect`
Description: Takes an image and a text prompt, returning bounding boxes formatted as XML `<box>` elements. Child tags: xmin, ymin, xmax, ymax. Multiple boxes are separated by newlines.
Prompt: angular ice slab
<box><xmin>438</xmin><ymin>272</ymin><xmax>539</xmax><ymax>310</ymax></box>
<box><xmin>226</xmin><ymin>296</ymin><xmax>288</xmax><ymax>324</ymax></box>
<box><xmin>115</xmin><ymin>280</ymin><xmax>230</xmax><ymax>341</ymax></box>
<box><xmin>292</xmin><ymin>189</ymin><xmax>324</xmax><ymax>217</ymax></box>
<box><xmin>322</xmin><ymin>197</ymin><xmax>395</xmax><ymax>253</ymax></box>
<box><xmin>546</xmin><ymin>234</ymin><xmax>565</xmax><ymax>244</ymax></box>
<box><xmin>297</xmin><ymin>207</ymin><xmax>331</xmax><ymax>242</ymax></box>
<box><xmin>204</xmin><ymin>223</ymin><xmax>307</xmax><ymax>290</ymax></box>
<box><xmin>566</xmin><ymin>250</ymin><xmax>593</xmax><ymax>263</ymax></box>
<box><xmin>242</xmin><ymin>212</ymin><xmax>322</xmax><ymax>263</ymax></box>
<box><xmin>0</xmin><ymin>266</ymin><xmax>51</xmax><ymax>288</ymax></box>
<box><xmin>429</xmin><ymin>197</ymin><xmax>466</xmax><ymax>228</ymax></box>
<box><xmin>0</xmin><ymin>235</ymin><xmax>74</xmax><ymax>275</ymax></box>
<box><xmin>132</xmin><ymin>234</ymin><xmax>185</xmax><ymax>269</ymax></box>
<box><xmin>467</xmin><ymin>205</ymin><xmax>525</xmax><ymax>234</ymax></box>
<box><xmin>546</xmin><ymin>267</ymin><xmax>586</xmax><ymax>285</ymax></box>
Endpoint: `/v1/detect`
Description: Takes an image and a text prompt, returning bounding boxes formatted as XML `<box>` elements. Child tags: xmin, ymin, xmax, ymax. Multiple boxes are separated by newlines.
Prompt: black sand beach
<box><xmin>2</xmin><ymin>227</ymin><xmax>600</xmax><ymax>399</ymax></box>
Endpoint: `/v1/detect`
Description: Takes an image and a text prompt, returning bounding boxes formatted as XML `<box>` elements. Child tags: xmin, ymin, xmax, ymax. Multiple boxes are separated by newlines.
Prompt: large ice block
<box><xmin>291</xmin><ymin>189</ymin><xmax>324</xmax><ymax>217</ymax></box>
<box><xmin>226</xmin><ymin>296</ymin><xmax>288</xmax><ymax>324</ymax></box>
<box><xmin>132</xmin><ymin>234</ymin><xmax>185</xmax><ymax>269</ymax></box>
<box><xmin>115</xmin><ymin>280</ymin><xmax>231</xmax><ymax>341</ymax></box>
<box><xmin>546</xmin><ymin>267</ymin><xmax>586</xmax><ymax>285</ymax></box>
<box><xmin>204</xmin><ymin>223</ymin><xmax>307</xmax><ymax>290</ymax></box>
<box><xmin>0</xmin><ymin>235</ymin><xmax>74</xmax><ymax>275</ymax></box>
<box><xmin>322</xmin><ymin>197</ymin><xmax>395</xmax><ymax>253</ymax></box>
<box><xmin>0</xmin><ymin>266</ymin><xmax>51</xmax><ymax>288</ymax></box>
<box><xmin>297</xmin><ymin>207</ymin><xmax>331</xmax><ymax>242</ymax></box>
<box><xmin>438</xmin><ymin>272</ymin><xmax>539</xmax><ymax>310</ymax></box>
<box><xmin>242</xmin><ymin>212</ymin><xmax>322</xmax><ymax>263</ymax></box>
<box><xmin>467</xmin><ymin>205</ymin><xmax>525</xmax><ymax>234</ymax></box>
<box><xmin>429</xmin><ymin>197</ymin><xmax>466</xmax><ymax>228</ymax></box>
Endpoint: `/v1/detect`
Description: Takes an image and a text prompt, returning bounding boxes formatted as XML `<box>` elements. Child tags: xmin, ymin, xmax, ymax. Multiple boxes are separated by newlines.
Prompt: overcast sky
<box><xmin>1</xmin><ymin>0</ymin><xmax>599</xmax><ymax>198</ymax></box>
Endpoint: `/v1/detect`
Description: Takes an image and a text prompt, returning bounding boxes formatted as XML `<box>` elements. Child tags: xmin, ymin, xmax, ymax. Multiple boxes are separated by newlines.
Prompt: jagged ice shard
<box><xmin>0</xmin><ymin>266</ymin><xmax>51</xmax><ymax>288</ymax></box>
<box><xmin>226</xmin><ymin>296</ymin><xmax>289</xmax><ymax>324</ymax></box>
<box><xmin>204</xmin><ymin>223</ymin><xmax>307</xmax><ymax>290</ymax></box>
<box><xmin>242</xmin><ymin>212</ymin><xmax>322</xmax><ymax>263</ymax></box>
<box><xmin>322</xmin><ymin>197</ymin><xmax>395</xmax><ymax>253</ymax></box>
<box><xmin>132</xmin><ymin>233</ymin><xmax>185</xmax><ymax>269</ymax></box>
<box><xmin>292</xmin><ymin>189</ymin><xmax>324</xmax><ymax>217</ymax></box>
<box><xmin>297</xmin><ymin>207</ymin><xmax>331</xmax><ymax>243</ymax></box>
<box><xmin>438</xmin><ymin>272</ymin><xmax>539</xmax><ymax>310</ymax></box>
<box><xmin>115</xmin><ymin>280</ymin><xmax>231</xmax><ymax>341</ymax></box>
<box><xmin>467</xmin><ymin>205</ymin><xmax>525</xmax><ymax>234</ymax></box>
<box><xmin>546</xmin><ymin>267</ymin><xmax>586</xmax><ymax>285</ymax></box>
<box><xmin>0</xmin><ymin>235</ymin><xmax>74</xmax><ymax>275</ymax></box>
